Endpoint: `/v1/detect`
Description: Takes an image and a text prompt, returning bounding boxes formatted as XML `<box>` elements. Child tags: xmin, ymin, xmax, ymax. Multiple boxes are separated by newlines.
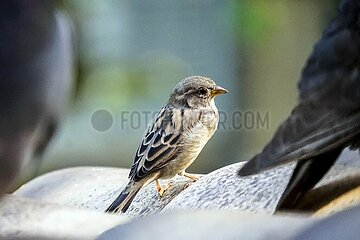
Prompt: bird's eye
<box><xmin>198</xmin><ymin>88</ymin><xmax>207</xmax><ymax>95</ymax></box>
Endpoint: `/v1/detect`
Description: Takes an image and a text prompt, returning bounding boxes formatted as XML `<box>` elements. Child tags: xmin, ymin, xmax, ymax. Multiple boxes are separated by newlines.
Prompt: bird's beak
<box><xmin>211</xmin><ymin>85</ymin><xmax>228</xmax><ymax>97</ymax></box>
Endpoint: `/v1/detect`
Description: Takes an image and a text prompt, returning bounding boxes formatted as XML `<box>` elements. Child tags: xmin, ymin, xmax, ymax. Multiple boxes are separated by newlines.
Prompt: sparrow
<box><xmin>106</xmin><ymin>76</ymin><xmax>228</xmax><ymax>213</ymax></box>
<box><xmin>238</xmin><ymin>0</ymin><xmax>360</xmax><ymax>211</ymax></box>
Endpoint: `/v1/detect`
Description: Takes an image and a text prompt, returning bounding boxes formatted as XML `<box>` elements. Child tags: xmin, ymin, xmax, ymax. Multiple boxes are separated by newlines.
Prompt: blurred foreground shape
<box><xmin>0</xmin><ymin>0</ymin><xmax>74</xmax><ymax>194</ymax></box>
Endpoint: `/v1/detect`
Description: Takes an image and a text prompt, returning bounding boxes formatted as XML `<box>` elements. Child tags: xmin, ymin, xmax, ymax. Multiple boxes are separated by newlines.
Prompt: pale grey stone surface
<box><xmin>14</xmin><ymin>167</ymin><xmax>197</xmax><ymax>217</ymax></box>
<box><xmin>0</xmin><ymin>195</ymin><xmax>127</xmax><ymax>240</ymax></box>
<box><xmin>15</xmin><ymin>167</ymin><xmax>130</xmax><ymax>212</ymax></box>
<box><xmin>164</xmin><ymin>152</ymin><xmax>360</xmax><ymax>214</ymax></box>
<box><xmin>116</xmin><ymin>175</ymin><xmax>197</xmax><ymax>217</ymax></box>
<box><xmin>336</xmin><ymin>148</ymin><xmax>360</xmax><ymax>166</ymax></box>
<box><xmin>163</xmin><ymin>163</ymin><xmax>291</xmax><ymax>213</ymax></box>
<box><xmin>163</xmin><ymin>162</ymin><xmax>293</xmax><ymax>214</ymax></box>
<box><xmin>14</xmin><ymin>149</ymin><xmax>360</xmax><ymax>218</ymax></box>
<box><xmin>97</xmin><ymin>210</ymin><xmax>312</xmax><ymax>240</ymax></box>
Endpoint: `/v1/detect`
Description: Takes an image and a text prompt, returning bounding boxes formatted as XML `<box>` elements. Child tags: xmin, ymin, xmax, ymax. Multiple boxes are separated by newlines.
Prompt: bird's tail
<box><xmin>105</xmin><ymin>180</ymin><xmax>143</xmax><ymax>213</ymax></box>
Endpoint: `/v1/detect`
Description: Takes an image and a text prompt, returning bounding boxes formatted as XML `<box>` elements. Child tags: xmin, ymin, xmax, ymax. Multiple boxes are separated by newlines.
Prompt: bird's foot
<box><xmin>180</xmin><ymin>172</ymin><xmax>199</xmax><ymax>182</ymax></box>
<box><xmin>155</xmin><ymin>179</ymin><xmax>172</xmax><ymax>197</ymax></box>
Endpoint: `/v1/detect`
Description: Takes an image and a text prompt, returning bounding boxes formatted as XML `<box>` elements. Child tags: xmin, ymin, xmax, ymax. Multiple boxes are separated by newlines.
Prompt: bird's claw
<box><xmin>182</xmin><ymin>172</ymin><xmax>199</xmax><ymax>182</ymax></box>
<box><xmin>156</xmin><ymin>180</ymin><xmax>172</xmax><ymax>198</ymax></box>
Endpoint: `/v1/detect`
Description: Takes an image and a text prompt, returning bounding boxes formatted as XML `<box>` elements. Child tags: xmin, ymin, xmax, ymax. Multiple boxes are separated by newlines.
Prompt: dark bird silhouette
<box><xmin>238</xmin><ymin>0</ymin><xmax>360</xmax><ymax>211</ymax></box>
<box><xmin>0</xmin><ymin>0</ymin><xmax>74</xmax><ymax>195</ymax></box>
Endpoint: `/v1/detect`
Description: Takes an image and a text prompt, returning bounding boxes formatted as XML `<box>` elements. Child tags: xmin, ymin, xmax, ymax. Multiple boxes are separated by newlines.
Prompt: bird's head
<box><xmin>168</xmin><ymin>76</ymin><xmax>228</xmax><ymax>108</ymax></box>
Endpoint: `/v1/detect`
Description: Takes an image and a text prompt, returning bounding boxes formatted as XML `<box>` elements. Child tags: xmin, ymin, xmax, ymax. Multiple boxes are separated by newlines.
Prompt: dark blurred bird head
<box><xmin>0</xmin><ymin>0</ymin><xmax>74</xmax><ymax>195</ymax></box>
<box><xmin>168</xmin><ymin>76</ymin><xmax>228</xmax><ymax>108</ymax></box>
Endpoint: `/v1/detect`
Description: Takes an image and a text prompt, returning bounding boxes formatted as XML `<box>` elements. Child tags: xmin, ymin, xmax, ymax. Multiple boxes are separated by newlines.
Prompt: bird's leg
<box><xmin>178</xmin><ymin>171</ymin><xmax>199</xmax><ymax>182</ymax></box>
<box><xmin>155</xmin><ymin>179</ymin><xmax>172</xmax><ymax>197</ymax></box>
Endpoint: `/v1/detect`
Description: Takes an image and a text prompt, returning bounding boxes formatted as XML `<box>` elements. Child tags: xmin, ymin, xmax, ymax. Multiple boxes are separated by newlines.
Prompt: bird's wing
<box><xmin>238</xmin><ymin>0</ymin><xmax>360</xmax><ymax>176</ymax></box>
<box><xmin>129</xmin><ymin>106</ymin><xmax>185</xmax><ymax>181</ymax></box>
<box><xmin>239</xmin><ymin>103</ymin><xmax>360</xmax><ymax>176</ymax></box>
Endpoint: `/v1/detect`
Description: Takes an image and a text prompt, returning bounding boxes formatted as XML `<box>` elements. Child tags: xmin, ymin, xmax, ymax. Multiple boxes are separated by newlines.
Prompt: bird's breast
<box><xmin>181</xmin><ymin>109</ymin><xmax>218</xmax><ymax>159</ymax></box>
<box><xmin>159</xmin><ymin>108</ymin><xmax>219</xmax><ymax>178</ymax></box>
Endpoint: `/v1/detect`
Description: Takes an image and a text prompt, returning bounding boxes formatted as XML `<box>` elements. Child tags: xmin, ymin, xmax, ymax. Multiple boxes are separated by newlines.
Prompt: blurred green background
<box><xmin>33</xmin><ymin>0</ymin><xmax>339</xmax><ymax>179</ymax></box>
